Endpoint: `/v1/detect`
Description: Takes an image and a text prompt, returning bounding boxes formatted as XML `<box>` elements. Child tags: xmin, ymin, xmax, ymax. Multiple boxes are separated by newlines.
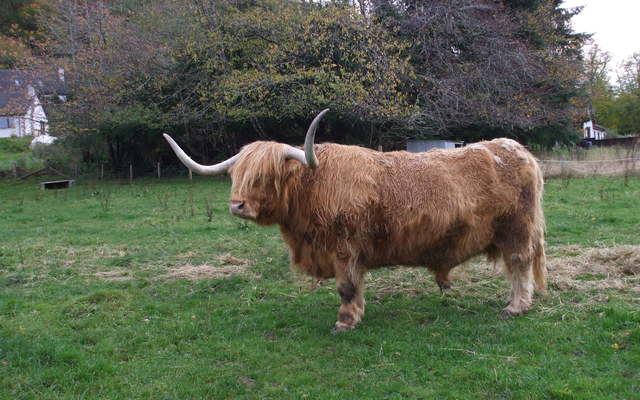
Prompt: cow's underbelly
<box><xmin>281</xmin><ymin>215</ymin><xmax>496</xmax><ymax>278</ymax></box>
<box><xmin>362</xmin><ymin>218</ymin><xmax>495</xmax><ymax>270</ymax></box>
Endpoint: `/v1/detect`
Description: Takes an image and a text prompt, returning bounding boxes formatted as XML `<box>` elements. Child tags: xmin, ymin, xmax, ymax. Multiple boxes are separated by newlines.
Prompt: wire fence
<box><xmin>538</xmin><ymin>157</ymin><xmax>640</xmax><ymax>178</ymax></box>
<box><xmin>2</xmin><ymin>161</ymin><xmax>194</xmax><ymax>182</ymax></box>
<box><xmin>4</xmin><ymin>156</ymin><xmax>640</xmax><ymax>182</ymax></box>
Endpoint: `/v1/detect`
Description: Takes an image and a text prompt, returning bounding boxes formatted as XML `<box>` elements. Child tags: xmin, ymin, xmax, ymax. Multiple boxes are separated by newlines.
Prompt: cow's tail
<box><xmin>532</xmin><ymin>238</ymin><xmax>546</xmax><ymax>294</ymax></box>
<box><xmin>531</xmin><ymin>157</ymin><xmax>547</xmax><ymax>295</ymax></box>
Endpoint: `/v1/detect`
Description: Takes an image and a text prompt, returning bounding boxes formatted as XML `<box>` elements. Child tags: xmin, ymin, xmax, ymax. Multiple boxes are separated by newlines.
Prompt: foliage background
<box><xmin>9</xmin><ymin>0</ymin><xmax>640</xmax><ymax>172</ymax></box>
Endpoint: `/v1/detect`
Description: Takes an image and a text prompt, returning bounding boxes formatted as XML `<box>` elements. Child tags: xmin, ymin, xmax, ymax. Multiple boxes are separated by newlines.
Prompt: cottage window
<box><xmin>0</xmin><ymin>117</ymin><xmax>15</xmax><ymax>129</ymax></box>
<box><xmin>40</xmin><ymin>121</ymin><xmax>46</xmax><ymax>135</ymax></box>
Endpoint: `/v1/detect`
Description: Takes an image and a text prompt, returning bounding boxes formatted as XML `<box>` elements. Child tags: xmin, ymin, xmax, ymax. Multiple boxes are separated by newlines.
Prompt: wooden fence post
<box><xmin>129</xmin><ymin>164</ymin><xmax>133</xmax><ymax>184</ymax></box>
<box><xmin>100</xmin><ymin>164</ymin><xmax>104</xmax><ymax>180</ymax></box>
<box><xmin>12</xmin><ymin>162</ymin><xmax>17</xmax><ymax>180</ymax></box>
<box><xmin>189</xmin><ymin>169</ymin><xmax>192</xmax><ymax>181</ymax></box>
<box><xmin>157</xmin><ymin>162</ymin><xmax>161</xmax><ymax>179</ymax></box>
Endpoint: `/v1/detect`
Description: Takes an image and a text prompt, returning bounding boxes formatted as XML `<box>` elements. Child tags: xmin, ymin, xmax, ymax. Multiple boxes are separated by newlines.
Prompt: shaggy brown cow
<box><xmin>164</xmin><ymin>110</ymin><xmax>546</xmax><ymax>332</ymax></box>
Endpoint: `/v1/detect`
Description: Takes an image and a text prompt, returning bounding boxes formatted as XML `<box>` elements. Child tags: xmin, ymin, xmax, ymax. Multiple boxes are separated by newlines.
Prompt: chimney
<box><xmin>58</xmin><ymin>68</ymin><xmax>65</xmax><ymax>82</ymax></box>
<box><xmin>27</xmin><ymin>85</ymin><xmax>35</xmax><ymax>97</ymax></box>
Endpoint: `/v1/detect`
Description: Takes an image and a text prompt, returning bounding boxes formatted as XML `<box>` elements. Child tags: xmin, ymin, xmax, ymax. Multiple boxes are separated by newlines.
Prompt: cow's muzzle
<box><xmin>229</xmin><ymin>200</ymin><xmax>255</xmax><ymax>219</ymax></box>
<box><xmin>229</xmin><ymin>200</ymin><xmax>245</xmax><ymax>215</ymax></box>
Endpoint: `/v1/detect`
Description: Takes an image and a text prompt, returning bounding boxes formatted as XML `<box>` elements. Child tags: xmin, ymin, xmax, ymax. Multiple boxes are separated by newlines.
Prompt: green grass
<box><xmin>544</xmin><ymin>177</ymin><xmax>640</xmax><ymax>246</ymax></box>
<box><xmin>0</xmin><ymin>137</ymin><xmax>43</xmax><ymax>173</ymax></box>
<box><xmin>1</xmin><ymin>176</ymin><xmax>638</xmax><ymax>399</ymax></box>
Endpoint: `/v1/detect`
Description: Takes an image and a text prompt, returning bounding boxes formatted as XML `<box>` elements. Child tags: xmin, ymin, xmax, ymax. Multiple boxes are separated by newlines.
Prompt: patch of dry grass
<box><xmin>94</xmin><ymin>270</ymin><xmax>132</xmax><ymax>281</ymax></box>
<box><xmin>547</xmin><ymin>245</ymin><xmax>640</xmax><ymax>292</ymax></box>
<box><xmin>155</xmin><ymin>253</ymin><xmax>255</xmax><ymax>281</ymax></box>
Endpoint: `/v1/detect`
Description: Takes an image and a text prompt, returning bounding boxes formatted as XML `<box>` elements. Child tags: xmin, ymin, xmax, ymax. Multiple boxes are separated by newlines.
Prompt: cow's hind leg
<box><xmin>333</xmin><ymin>268</ymin><xmax>365</xmax><ymax>333</ymax></box>
<box><xmin>501</xmin><ymin>250</ymin><xmax>534</xmax><ymax>317</ymax></box>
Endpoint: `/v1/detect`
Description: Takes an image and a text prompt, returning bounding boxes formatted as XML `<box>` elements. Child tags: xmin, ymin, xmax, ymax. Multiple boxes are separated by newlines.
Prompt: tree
<box><xmin>41</xmin><ymin>0</ymin><xmax>590</xmax><ymax>171</ymax></box>
<box><xmin>172</xmin><ymin>0</ymin><xmax>416</xmax><ymax>148</ymax></box>
<box><xmin>368</xmin><ymin>0</ymin><xmax>586</xmax><ymax>144</ymax></box>
<box><xmin>610</xmin><ymin>53</ymin><xmax>640</xmax><ymax>135</ymax></box>
<box><xmin>0</xmin><ymin>0</ymin><xmax>52</xmax><ymax>68</ymax></box>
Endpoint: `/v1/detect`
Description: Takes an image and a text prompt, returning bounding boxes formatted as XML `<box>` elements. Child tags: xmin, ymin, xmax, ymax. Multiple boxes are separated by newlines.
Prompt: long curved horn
<box><xmin>283</xmin><ymin>146</ymin><xmax>307</xmax><ymax>165</ymax></box>
<box><xmin>304</xmin><ymin>109</ymin><xmax>329</xmax><ymax>169</ymax></box>
<box><xmin>163</xmin><ymin>133</ymin><xmax>239</xmax><ymax>175</ymax></box>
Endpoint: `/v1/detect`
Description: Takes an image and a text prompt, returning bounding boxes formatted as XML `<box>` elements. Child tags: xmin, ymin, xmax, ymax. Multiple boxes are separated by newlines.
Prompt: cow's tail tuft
<box><xmin>532</xmin><ymin>239</ymin><xmax>546</xmax><ymax>294</ymax></box>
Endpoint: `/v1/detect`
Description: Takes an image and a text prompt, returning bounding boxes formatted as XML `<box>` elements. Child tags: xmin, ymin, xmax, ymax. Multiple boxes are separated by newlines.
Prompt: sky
<box><xmin>562</xmin><ymin>0</ymin><xmax>640</xmax><ymax>75</ymax></box>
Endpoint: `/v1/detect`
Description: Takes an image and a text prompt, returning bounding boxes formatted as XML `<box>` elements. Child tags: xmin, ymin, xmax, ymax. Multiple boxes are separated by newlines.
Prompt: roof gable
<box><xmin>0</xmin><ymin>88</ymin><xmax>32</xmax><ymax>116</ymax></box>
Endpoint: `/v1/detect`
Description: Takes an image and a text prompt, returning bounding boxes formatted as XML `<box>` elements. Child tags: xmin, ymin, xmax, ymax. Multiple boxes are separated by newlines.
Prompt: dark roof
<box><xmin>0</xmin><ymin>69</ymin><xmax>68</xmax><ymax>97</ymax></box>
<box><xmin>0</xmin><ymin>88</ymin><xmax>32</xmax><ymax>116</ymax></box>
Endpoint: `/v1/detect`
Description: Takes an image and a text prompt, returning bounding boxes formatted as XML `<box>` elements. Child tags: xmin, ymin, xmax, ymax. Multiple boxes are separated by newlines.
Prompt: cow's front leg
<box><xmin>333</xmin><ymin>268</ymin><xmax>365</xmax><ymax>333</ymax></box>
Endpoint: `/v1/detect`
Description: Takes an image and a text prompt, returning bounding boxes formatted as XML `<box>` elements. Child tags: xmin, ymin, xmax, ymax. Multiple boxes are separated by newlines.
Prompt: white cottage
<box><xmin>0</xmin><ymin>85</ymin><xmax>48</xmax><ymax>138</ymax></box>
<box><xmin>0</xmin><ymin>68</ymin><xmax>67</xmax><ymax>138</ymax></box>
<box><xmin>582</xmin><ymin>120</ymin><xmax>607</xmax><ymax>141</ymax></box>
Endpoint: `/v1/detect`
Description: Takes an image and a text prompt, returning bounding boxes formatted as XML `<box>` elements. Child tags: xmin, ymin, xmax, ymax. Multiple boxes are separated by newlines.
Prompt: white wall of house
<box><xmin>22</xmin><ymin>95</ymin><xmax>48</xmax><ymax>137</ymax></box>
<box><xmin>583</xmin><ymin>120</ymin><xmax>607</xmax><ymax>140</ymax></box>
<box><xmin>0</xmin><ymin>95</ymin><xmax>48</xmax><ymax>138</ymax></box>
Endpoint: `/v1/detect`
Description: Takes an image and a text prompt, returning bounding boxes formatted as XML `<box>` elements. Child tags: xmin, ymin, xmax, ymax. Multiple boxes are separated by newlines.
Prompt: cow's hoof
<box><xmin>436</xmin><ymin>279</ymin><xmax>452</xmax><ymax>292</ymax></box>
<box><xmin>331</xmin><ymin>322</ymin><xmax>355</xmax><ymax>334</ymax></box>
<box><xmin>500</xmin><ymin>307</ymin><xmax>527</xmax><ymax>319</ymax></box>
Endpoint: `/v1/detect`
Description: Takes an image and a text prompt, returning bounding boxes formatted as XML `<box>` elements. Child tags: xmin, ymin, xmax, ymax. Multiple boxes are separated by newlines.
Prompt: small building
<box><xmin>407</xmin><ymin>139</ymin><xmax>463</xmax><ymax>153</ymax></box>
<box><xmin>0</xmin><ymin>85</ymin><xmax>48</xmax><ymax>138</ymax></box>
<box><xmin>0</xmin><ymin>69</ymin><xmax>67</xmax><ymax>138</ymax></box>
<box><xmin>582</xmin><ymin>120</ymin><xmax>607</xmax><ymax>141</ymax></box>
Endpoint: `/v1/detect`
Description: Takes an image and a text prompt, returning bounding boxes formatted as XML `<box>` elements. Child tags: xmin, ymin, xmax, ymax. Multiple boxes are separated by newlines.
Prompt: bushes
<box><xmin>0</xmin><ymin>137</ymin><xmax>31</xmax><ymax>155</ymax></box>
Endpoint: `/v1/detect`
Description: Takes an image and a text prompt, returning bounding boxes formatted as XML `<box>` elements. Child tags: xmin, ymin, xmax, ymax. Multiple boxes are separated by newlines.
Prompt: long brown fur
<box><xmin>227</xmin><ymin>138</ymin><xmax>546</xmax><ymax>329</ymax></box>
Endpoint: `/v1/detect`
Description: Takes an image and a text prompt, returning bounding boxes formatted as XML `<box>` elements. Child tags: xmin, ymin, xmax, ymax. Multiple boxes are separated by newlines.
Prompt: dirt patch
<box><xmin>158</xmin><ymin>254</ymin><xmax>255</xmax><ymax>281</ymax></box>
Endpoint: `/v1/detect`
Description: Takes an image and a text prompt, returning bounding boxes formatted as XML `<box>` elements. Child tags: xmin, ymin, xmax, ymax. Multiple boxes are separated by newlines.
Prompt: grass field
<box><xmin>0</xmin><ymin>137</ymin><xmax>43</xmax><ymax>175</ymax></box>
<box><xmin>1</xmin><ymin>176</ymin><xmax>638</xmax><ymax>399</ymax></box>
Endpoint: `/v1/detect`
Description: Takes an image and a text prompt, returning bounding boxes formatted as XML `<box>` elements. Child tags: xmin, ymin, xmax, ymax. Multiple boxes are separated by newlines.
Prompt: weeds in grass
<box><xmin>236</xmin><ymin>220</ymin><xmax>250</xmax><ymax>231</ymax></box>
<box><xmin>189</xmin><ymin>191</ymin><xmax>195</xmax><ymax>217</ymax></box>
<box><xmin>13</xmin><ymin>197</ymin><xmax>24</xmax><ymax>213</ymax></box>
<box><xmin>623</xmin><ymin>143</ymin><xmax>638</xmax><ymax>187</ymax></box>
<box><xmin>17</xmin><ymin>245</ymin><xmax>24</xmax><ymax>266</ymax></box>
<box><xmin>156</xmin><ymin>191</ymin><xmax>170</xmax><ymax>210</ymax></box>
<box><xmin>97</xmin><ymin>189</ymin><xmax>112</xmax><ymax>212</ymax></box>
<box><xmin>203</xmin><ymin>198</ymin><xmax>214</xmax><ymax>222</ymax></box>
<box><xmin>598</xmin><ymin>188</ymin><xmax>614</xmax><ymax>201</ymax></box>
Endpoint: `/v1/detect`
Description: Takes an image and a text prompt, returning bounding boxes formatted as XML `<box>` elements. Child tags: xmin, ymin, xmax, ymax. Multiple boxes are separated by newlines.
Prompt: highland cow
<box><xmin>164</xmin><ymin>110</ymin><xmax>546</xmax><ymax>332</ymax></box>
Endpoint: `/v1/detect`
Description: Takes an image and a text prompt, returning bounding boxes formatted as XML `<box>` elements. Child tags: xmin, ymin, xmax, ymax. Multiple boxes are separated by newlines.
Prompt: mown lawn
<box><xmin>1</xmin><ymin>176</ymin><xmax>638</xmax><ymax>399</ymax></box>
